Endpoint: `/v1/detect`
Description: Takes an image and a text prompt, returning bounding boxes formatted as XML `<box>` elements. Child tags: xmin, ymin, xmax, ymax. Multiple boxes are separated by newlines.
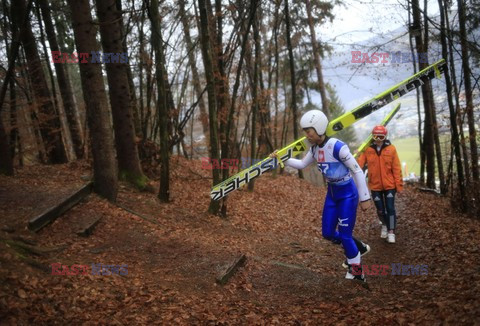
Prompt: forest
<box><xmin>0</xmin><ymin>0</ymin><xmax>479</xmax><ymax>323</ymax></box>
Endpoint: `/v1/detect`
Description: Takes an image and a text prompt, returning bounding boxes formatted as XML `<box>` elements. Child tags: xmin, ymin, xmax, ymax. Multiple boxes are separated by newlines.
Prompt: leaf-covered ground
<box><xmin>1</xmin><ymin>157</ymin><xmax>479</xmax><ymax>324</ymax></box>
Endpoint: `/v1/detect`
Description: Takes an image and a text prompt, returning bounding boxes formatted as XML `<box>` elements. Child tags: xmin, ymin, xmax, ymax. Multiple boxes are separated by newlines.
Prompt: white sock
<box><xmin>347</xmin><ymin>252</ymin><xmax>361</xmax><ymax>265</ymax></box>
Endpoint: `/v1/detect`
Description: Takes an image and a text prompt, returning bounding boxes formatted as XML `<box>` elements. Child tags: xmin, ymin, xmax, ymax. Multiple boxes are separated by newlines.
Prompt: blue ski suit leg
<box><xmin>322</xmin><ymin>179</ymin><xmax>360</xmax><ymax>259</ymax></box>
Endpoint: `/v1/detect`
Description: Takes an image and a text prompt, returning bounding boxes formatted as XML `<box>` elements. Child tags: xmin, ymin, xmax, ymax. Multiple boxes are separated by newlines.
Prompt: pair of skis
<box><xmin>210</xmin><ymin>59</ymin><xmax>447</xmax><ymax>201</ymax></box>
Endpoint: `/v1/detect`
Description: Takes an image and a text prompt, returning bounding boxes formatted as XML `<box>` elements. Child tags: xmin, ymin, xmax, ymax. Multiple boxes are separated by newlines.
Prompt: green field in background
<box><xmin>392</xmin><ymin>137</ymin><xmax>421</xmax><ymax>177</ymax></box>
<box><xmin>392</xmin><ymin>135</ymin><xmax>452</xmax><ymax>178</ymax></box>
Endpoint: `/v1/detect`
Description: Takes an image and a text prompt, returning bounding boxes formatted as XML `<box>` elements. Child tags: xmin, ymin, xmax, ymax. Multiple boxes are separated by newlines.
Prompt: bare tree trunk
<box><xmin>52</xmin><ymin>8</ymin><xmax>85</xmax><ymax>139</ymax></box>
<box><xmin>11</xmin><ymin>0</ymin><xmax>67</xmax><ymax>164</ymax></box>
<box><xmin>284</xmin><ymin>0</ymin><xmax>303</xmax><ymax>179</ymax></box>
<box><xmin>115</xmin><ymin>0</ymin><xmax>142</xmax><ymax>138</ymax></box>
<box><xmin>13</xmin><ymin>46</ymin><xmax>45</xmax><ymax>163</ymax></box>
<box><xmin>408</xmin><ymin>4</ymin><xmax>424</xmax><ymax>185</ymax></box>
<box><xmin>256</xmin><ymin>5</ymin><xmax>274</xmax><ymax>158</ymax></box>
<box><xmin>0</xmin><ymin>0</ymin><xmax>29</xmax><ymax>175</ymax></box>
<box><xmin>0</xmin><ymin>112</ymin><xmax>12</xmax><ymax>175</ymax></box>
<box><xmin>259</xmin><ymin>23</ymin><xmax>277</xmax><ymax>160</ymax></box>
<box><xmin>222</xmin><ymin>0</ymin><xmax>258</xmax><ymax>196</ymax></box>
<box><xmin>198</xmin><ymin>0</ymin><xmax>220</xmax><ymax>214</ymax></box>
<box><xmin>137</xmin><ymin>3</ymin><xmax>146</xmax><ymax>144</ymax></box>
<box><xmin>149</xmin><ymin>0</ymin><xmax>170</xmax><ymax>202</ymax></box>
<box><xmin>247</xmin><ymin>8</ymin><xmax>260</xmax><ymax>193</ymax></box>
<box><xmin>34</xmin><ymin>3</ymin><xmax>61</xmax><ymax>124</ymax></box>
<box><xmin>411</xmin><ymin>0</ymin><xmax>435</xmax><ymax>188</ymax></box>
<box><xmin>422</xmin><ymin>0</ymin><xmax>445</xmax><ymax>193</ymax></box>
<box><xmin>96</xmin><ymin>0</ymin><xmax>147</xmax><ymax>189</ymax></box>
<box><xmin>281</xmin><ymin>71</ymin><xmax>289</xmax><ymax>149</ymax></box>
<box><xmin>210</xmin><ymin>0</ymin><xmax>234</xmax><ymax>216</ymax></box>
<box><xmin>179</xmin><ymin>0</ymin><xmax>209</xmax><ymax>146</ymax></box>
<box><xmin>9</xmin><ymin>73</ymin><xmax>20</xmax><ymax>165</ymax></box>
<box><xmin>145</xmin><ymin>46</ymin><xmax>154</xmax><ymax>140</ymax></box>
<box><xmin>210</xmin><ymin>0</ymin><xmax>228</xmax><ymax>151</ymax></box>
<box><xmin>273</xmin><ymin>1</ymin><xmax>281</xmax><ymax>150</ymax></box>
<box><xmin>305</xmin><ymin>0</ymin><xmax>329</xmax><ymax>116</ymax></box>
<box><xmin>443</xmin><ymin>4</ymin><xmax>471</xmax><ymax>190</ymax></box>
<box><xmin>68</xmin><ymin>0</ymin><xmax>118</xmax><ymax>201</ymax></box>
<box><xmin>438</xmin><ymin>0</ymin><xmax>466</xmax><ymax>211</ymax></box>
<box><xmin>457</xmin><ymin>0</ymin><xmax>479</xmax><ymax>190</ymax></box>
<box><xmin>36</xmin><ymin>17</ymin><xmax>76</xmax><ymax>162</ymax></box>
<box><xmin>38</xmin><ymin>0</ymin><xmax>84</xmax><ymax>159</ymax></box>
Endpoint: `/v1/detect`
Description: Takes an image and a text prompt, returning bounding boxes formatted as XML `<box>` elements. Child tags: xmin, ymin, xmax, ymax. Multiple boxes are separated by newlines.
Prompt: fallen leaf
<box><xmin>18</xmin><ymin>289</ymin><xmax>27</xmax><ymax>299</ymax></box>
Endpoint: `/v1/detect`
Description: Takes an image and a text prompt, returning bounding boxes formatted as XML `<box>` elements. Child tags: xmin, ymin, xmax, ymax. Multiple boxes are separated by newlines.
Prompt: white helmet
<box><xmin>300</xmin><ymin>110</ymin><xmax>329</xmax><ymax>135</ymax></box>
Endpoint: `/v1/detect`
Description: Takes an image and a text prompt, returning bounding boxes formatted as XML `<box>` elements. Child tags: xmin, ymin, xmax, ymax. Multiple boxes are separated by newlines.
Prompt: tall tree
<box><xmin>422</xmin><ymin>0</ymin><xmax>445</xmax><ymax>193</ymax></box>
<box><xmin>443</xmin><ymin>3</ymin><xmax>471</xmax><ymax>191</ymax></box>
<box><xmin>407</xmin><ymin>0</ymin><xmax>424</xmax><ymax>185</ymax></box>
<box><xmin>179</xmin><ymin>0</ymin><xmax>209</xmax><ymax>144</ymax></box>
<box><xmin>304</xmin><ymin>0</ymin><xmax>330</xmax><ymax>116</ymax></box>
<box><xmin>198</xmin><ymin>0</ymin><xmax>221</xmax><ymax>214</ymax></box>
<box><xmin>136</xmin><ymin>3</ymin><xmax>149</xmax><ymax>141</ymax></box>
<box><xmin>273</xmin><ymin>0</ymin><xmax>282</xmax><ymax>150</ymax></box>
<box><xmin>410</xmin><ymin>0</ymin><xmax>435</xmax><ymax>189</ymax></box>
<box><xmin>11</xmin><ymin>0</ymin><xmax>67</xmax><ymax>164</ymax></box>
<box><xmin>96</xmin><ymin>0</ymin><xmax>147</xmax><ymax>189</ymax></box>
<box><xmin>247</xmin><ymin>6</ymin><xmax>260</xmax><ymax>193</ymax></box>
<box><xmin>0</xmin><ymin>111</ymin><xmax>12</xmax><ymax>175</ymax></box>
<box><xmin>457</xmin><ymin>0</ymin><xmax>479</xmax><ymax>188</ymax></box>
<box><xmin>3</xmin><ymin>0</ymin><xmax>22</xmax><ymax>167</ymax></box>
<box><xmin>325</xmin><ymin>84</ymin><xmax>356</xmax><ymax>145</ymax></box>
<box><xmin>67</xmin><ymin>0</ymin><xmax>118</xmax><ymax>201</ymax></box>
<box><xmin>438</xmin><ymin>0</ymin><xmax>466</xmax><ymax>211</ymax></box>
<box><xmin>0</xmin><ymin>0</ymin><xmax>31</xmax><ymax>175</ymax></box>
<box><xmin>52</xmin><ymin>6</ymin><xmax>85</xmax><ymax>138</ymax></box>
<box><xmin>256</xmin><ymin>8</ymin><xmax>274</xmax><ymax>159</ymax></box>
<box><xmin>115</xmin><ymin>0</ymin><xmax>142</xmax><ymax>138</ymax></box>
<box><xmin>208</xmin><ymin>0</ymin><xmax>237</xmax><ymax>216</ymax></box>
<box><xmin>284</xmin><ymin>0</ymin><xmax>303</xmax><ymax>179</ymax></box>
<box><xmin>37</xmin><ymin>0</ymin><xmax>84</xmax><ymax>159</ymax></box>
<box><xmin>149</xmin><ymin>0</ymin><xmax>170</xmax><ymax>202</ymax></box>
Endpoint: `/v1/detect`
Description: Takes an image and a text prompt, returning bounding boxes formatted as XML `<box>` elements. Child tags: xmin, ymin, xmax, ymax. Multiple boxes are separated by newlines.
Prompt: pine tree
<box><xmin>325</xmin><ymin>84</ymin><xmax>357</xmax><ymax>145</ymax></box>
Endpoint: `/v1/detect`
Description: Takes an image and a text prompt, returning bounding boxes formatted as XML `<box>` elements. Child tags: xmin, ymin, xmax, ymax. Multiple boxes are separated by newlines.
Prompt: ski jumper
<box><xmin>286</xmin><ymin>137</ymin><xmax>370</xmax><ymax>259</ymax></box>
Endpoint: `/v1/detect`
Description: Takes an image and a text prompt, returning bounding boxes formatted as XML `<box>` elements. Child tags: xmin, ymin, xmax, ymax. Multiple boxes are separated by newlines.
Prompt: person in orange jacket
<box><xmin>357</xmin><ymin>125</ymin><xmax>403</xmax><ymax>243</ymax></box>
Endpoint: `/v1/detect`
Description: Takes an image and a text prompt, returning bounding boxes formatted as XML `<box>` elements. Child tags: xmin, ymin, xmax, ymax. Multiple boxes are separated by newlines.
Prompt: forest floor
<box><xmin>0</xmin><ymin>157</ymin><xmax>479</xmax><ymax>325</ymax></box>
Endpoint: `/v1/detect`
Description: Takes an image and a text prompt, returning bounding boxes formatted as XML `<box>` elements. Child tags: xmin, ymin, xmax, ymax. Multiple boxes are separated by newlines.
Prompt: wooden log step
<box><xmin>216</xmin><ymin>254</ymin><xmax>247</xmax><ymax>285</ymax></box>
<box><xmin>76</xmin><ymin>216</ymin><xmax>102</xmax><ymax>237</ymax></box>
<box><xmin>28</xmin><ymin>182</ymin><xmax>93</xmax><ymax>232</ymax></box>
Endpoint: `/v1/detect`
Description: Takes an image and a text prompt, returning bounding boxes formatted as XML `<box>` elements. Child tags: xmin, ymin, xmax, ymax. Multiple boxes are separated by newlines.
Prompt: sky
<box><xmin>318</xmin><ymin>0</ymin><xmax>440</xmax><ymax>102</ymax></box>
<box><xmin>309</xmin><ymin>0</ymin><xmax>443</xmax><ymax>140</ymax></box>
<box><xmin>320</xmin><ymin>0</ymin><xmax>411</xmax><ymax>45</ymax></box>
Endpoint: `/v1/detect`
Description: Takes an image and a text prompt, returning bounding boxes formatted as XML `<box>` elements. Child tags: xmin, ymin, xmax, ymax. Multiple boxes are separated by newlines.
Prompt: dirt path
<box><xmin>1</xmin><ymin>159</ymin><xmax>479</xmax><ymax>324</ymax></box>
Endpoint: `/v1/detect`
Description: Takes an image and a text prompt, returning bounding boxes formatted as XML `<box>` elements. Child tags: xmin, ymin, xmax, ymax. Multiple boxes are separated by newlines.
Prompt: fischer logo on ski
<box><xmin>210</xmin><ymin>141</ymin><xmax>305</xmax><ymax>201</ymax></box>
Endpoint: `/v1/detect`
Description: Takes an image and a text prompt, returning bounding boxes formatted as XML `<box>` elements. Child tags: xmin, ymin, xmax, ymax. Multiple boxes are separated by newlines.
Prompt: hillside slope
<box><xmin>0</xmin><ymin>157</ymin><xmax>479</xmax><ymax>324</ymax></box>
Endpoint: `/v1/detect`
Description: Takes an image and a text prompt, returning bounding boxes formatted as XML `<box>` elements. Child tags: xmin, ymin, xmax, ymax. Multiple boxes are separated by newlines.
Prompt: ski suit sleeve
<box><xmin>285</xmin><ymin>149</ymin><xmax>315</xmax><ymax>170</ymax></box>
<box><xmin>338</xmin><ymin>145</ymin><xmax>371</xmax><ymax>202</ymax></box>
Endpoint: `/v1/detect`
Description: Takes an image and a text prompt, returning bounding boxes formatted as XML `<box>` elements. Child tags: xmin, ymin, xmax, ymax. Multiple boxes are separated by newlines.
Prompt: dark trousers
<box><xmin>371</xmin><ymin>189</ymin><xmax>397</xmax><ymax>231</ymax></box>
